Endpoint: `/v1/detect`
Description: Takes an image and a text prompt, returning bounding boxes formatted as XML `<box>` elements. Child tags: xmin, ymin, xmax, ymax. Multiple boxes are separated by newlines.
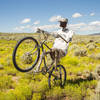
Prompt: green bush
<box><xmin>64</xmin><ymin>84</ymin><xmax>82</xmax><ymax>100</ymax></box>
<box><xmin>13</xmin><ymin>84</ymin><xmax>32</xmax><ymax>100</ymax></box>
<box><xmin>30</xmin><ymin>77</ymin><xmax>49</xmax><ymax>92</ymax></box>
<box><xmin>63</xmin><ymin>56</ymin><xmax>79</xmax><ymax>66</ymax></box>
<box><xmin>6</xmin><ymin>56</ymin><xmax>13</xmax><ymax>66</ymax></box>
<box><xmin>46</xmin><ymin>87</ymin><xmax>64</xmax><ymax>100</ymax></box>
<box><xmin>32</xmin><ymin>93</ymin><xmax>42</xmax><ymax>100</ymax></box>
<box><xmin>4</xmin><ymin>67</ymin><xmax>17</xmax><ymax>76</ymax></box>
<box><xmin>0</xmin><ymin>90</ymin><xmax>16</xmax><ymax>100</ymax></box>
<box><xmin>0</xmin><ymin>76</ymin><xmax>13</xmax><ymax>91</ymax></box>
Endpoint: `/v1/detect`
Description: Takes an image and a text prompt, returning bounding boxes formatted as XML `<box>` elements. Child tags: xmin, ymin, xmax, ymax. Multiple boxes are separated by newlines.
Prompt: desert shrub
<box><xmin>21</xmin><ymin>53</ymin><xmax>33</xmax><ymax>64</ymax></box>
<box><xmin>64</xmin><ymin>80</ymin><xmax>97</xmax><ymax>100</ymax></box>
<box><xmin>88</xmin><ymin>54</ymin><xmax>96</xmax><ymax>59</ymax></box>
<box><xmin>86</xmin><ymin>43</ymin><xmax>97</xmax><ymax>50</ymax></box>
<box><xmin>79</xmin><ymin>80</ymin><xmax>97</xmax><ymax>100</ymax></box>
<box><xmin>74</xmin><ymin>49</ymin><xmax>81</xmax><ymax>56</ymax></box>
<box><xmin>89</xmin><ymin>39</ymin><xmax>94</xmax><ymax>43</ymax></box>
<box><xmin>69</xmin><ymin>44</ymin><xmax>80</xmax><ymax>51</ymax></box>
<box><xmin>74</xmin><ymin>48</ymin><xmax>87</xmax><ymax>57</ymax></box>
<box><xmin>88</xmin><ymin>53</ymin><xmax>100</xmax><ymax>60</ymax></box>
<box><xmin>82</xmin><ymin>70</ymin><xmax>93</xmax><ymax>79</ymax></box>
<box><xmin>0</xmin><ymin>90</ymin><xmax>16</xmax><ymax>100</ymax></box>
<box><xmin>95</xmin><ymin>53</ymin><xmax>100</xmax><ymax>60</ymax></box>
<box><xmin>80</xmin><ymin>40</ymin><xmax>85</xmax><ymax>44</ymax></box>
<box><xmin>12</xmin><ymin>84</ymin><xmax>32</xmax><ymax>100</ymax></box>
<box><xmin>94</xmin><ymin>65</ymin><xmax>100</xmax><ymax>80</ymax></box>
<box><xmin>88</xmin><ymin>45</ymin><xmax>95</xmax><ymax>50</ymax></box>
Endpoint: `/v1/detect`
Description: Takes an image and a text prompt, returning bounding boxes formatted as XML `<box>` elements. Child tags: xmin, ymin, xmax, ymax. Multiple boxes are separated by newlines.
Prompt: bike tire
<box><xmin>12</xmin><ymin>37</ymin><xmax>40</xmax><ymax>72</ymax></box>
<box><xmin>48</xmin><ymin>65</ymin><xmax>66</xmax><ymax>88</ymax></box>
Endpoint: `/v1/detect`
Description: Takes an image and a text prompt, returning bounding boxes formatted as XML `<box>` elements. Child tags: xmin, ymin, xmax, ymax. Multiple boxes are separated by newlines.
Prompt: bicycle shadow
<box><xmin>66</xmin><ymin>77</ymin><xmax>94</xmax><ymax>85</ymax></box>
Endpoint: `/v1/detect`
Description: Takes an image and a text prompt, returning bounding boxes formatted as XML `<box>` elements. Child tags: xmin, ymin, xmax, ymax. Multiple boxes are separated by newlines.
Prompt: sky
<box><xmin>0</xmin><ymin>0</ymin><xmax>100</xmax><ymax>34</ymax></box>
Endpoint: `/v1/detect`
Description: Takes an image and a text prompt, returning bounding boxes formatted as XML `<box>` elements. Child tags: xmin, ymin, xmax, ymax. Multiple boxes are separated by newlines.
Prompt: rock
<box><xmin>0</xmin><ymin>64</ymin><xmax>4</xmax><ymax>70</ymax></box>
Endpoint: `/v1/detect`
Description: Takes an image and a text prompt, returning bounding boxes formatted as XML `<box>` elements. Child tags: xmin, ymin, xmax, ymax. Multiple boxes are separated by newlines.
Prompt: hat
<box><xmin>58</xmin><ymin>18</ymin><xmax>68</xmax><ymax>23</ymax></box>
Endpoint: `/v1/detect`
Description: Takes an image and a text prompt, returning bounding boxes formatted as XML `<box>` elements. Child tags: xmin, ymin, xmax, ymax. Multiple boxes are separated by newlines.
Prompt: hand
<box><xmin>36</xmin><ymin>28</ymin><xmax>44</xmax><ymax>33</ymax></box>
<box><xmin>36</xmin><ymin>28</ymin><xmax>41</xmax><ymax>33</ymax></box>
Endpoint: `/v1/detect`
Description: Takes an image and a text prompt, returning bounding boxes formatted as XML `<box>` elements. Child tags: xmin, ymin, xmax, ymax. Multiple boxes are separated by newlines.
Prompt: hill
<box><xmin>89</xmin><ymin>33</ymin><xmax>100</xmax><ymax>35</ymax></box>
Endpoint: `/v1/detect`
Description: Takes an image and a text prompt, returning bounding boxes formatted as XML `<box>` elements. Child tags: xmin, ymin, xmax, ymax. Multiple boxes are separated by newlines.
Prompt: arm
<box><xmin>36</xmin><ymin>28</ymin><xmax>59</xmax><ymax>38</ymax></box>
<box><xmin>68</xmin><ymin>30</ymin><xmax>75</xmax><ymax>42</ymax></box>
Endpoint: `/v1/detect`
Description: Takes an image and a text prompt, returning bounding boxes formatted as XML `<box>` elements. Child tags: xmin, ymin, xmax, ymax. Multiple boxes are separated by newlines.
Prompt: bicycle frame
<box><xmin>40</xmin><ymin>40</ymin><xmax>52</xmax><ymax>71</ymax></box>
<box><xmin>33</xmin><ymin>34</ymin><xmax>54</xmax><ymax>73</ymax></box>
<box><xmin>35</xmin><ymin>40</ymin><xmax>60</xmax><ymax>78</ymax></box>
<box><xmin>34</xmin><ymin>31</ymin><xmax>66</xmax><ymax>73</ymax></box>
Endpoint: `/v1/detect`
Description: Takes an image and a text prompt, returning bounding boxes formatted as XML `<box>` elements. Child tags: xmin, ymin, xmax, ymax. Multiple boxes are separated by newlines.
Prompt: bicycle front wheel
<box><xmin>48</xmin><ymin>65</ymin><xmax>66</xmax><ymax>88</ymax></box>
<box><xmin>13</xmin><ymin>37</ymin><xmax>40</xmax><ymax>72</ymax></box>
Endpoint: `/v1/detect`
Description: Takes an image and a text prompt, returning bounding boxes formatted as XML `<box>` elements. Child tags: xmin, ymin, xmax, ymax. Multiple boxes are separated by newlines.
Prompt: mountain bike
<box><xmin>12</xmin><ymin>30</ymin><xmax>66</xmax><ymax>88</ymax></box>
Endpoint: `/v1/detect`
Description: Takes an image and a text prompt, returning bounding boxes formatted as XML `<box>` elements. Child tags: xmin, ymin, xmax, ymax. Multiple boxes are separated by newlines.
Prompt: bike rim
<box><xmin>49</xmin><ymin>65</ymin><xmax>66</xmax><ymax>88</ymax></box>
<box><xmin>14</xmin><ymin>37</ymin><xmax>40</xmax><ymax>71</ymax></box>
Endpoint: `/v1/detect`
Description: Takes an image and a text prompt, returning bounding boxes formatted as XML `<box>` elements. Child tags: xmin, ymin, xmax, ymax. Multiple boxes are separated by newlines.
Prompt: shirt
<box><xmin>50</xmin><ymin>28</ymin><xmax>74</xmax><ymax>54</ymax></box>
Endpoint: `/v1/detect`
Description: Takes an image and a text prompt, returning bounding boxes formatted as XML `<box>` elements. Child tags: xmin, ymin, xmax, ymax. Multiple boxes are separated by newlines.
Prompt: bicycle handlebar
<box><xmin>36</xmin><ymin>28</ymin><xmax>69</xmax><ymax>44</ymax></box>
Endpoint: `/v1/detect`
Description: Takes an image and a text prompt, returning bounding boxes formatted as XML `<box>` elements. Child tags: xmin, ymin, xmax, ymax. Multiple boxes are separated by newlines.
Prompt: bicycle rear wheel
<box><xmin>48</xmin><ymin>65</ymin><xmax>66</xmax><ymax>88</ymax></box>
<box><xmin>13</xmin><ymin>37</ymin><xmax>40</xmax><ymax>72</ymax></box>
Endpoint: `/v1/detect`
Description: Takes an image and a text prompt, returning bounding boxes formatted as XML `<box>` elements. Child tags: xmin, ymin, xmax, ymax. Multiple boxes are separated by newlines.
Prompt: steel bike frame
<box><xmin>37</xmin><ymin>40</ymin><xmax>53</xmax><ymax>72</ymax></box>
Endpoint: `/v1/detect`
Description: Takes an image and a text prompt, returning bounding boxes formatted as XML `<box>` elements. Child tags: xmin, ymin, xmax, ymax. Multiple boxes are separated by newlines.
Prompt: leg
<box><xmin>51</xmin><ymin>49</ymin><xmax>66</xmax><ymax>68</ymax></box>
<box><xmin>45</xmin><ymin>50</ymin><xmax>55</xmax><ymax>70</ymax></box>
<box><xmin>35</xmin><ymin>50</ymin><xmax>54</xmax><ymax>72</ymax></box>
<box><xmin>48</xmin><ymin>49</ymin><xmax>60</xmax><ymax>68</ymax></box>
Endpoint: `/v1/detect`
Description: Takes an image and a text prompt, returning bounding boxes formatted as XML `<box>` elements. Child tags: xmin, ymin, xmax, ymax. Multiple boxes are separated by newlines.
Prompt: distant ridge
<box><xmin>89</xmin><ymin>33</ymin><xmax>100</xmax><ymax>35</ymax></box>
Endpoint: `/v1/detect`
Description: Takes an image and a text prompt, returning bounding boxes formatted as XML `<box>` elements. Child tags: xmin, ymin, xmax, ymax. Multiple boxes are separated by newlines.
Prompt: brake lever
<box><xmin>42</xmin><ymin>31</ymin><xmax>49</xmax><ymax>41</ymax></box>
